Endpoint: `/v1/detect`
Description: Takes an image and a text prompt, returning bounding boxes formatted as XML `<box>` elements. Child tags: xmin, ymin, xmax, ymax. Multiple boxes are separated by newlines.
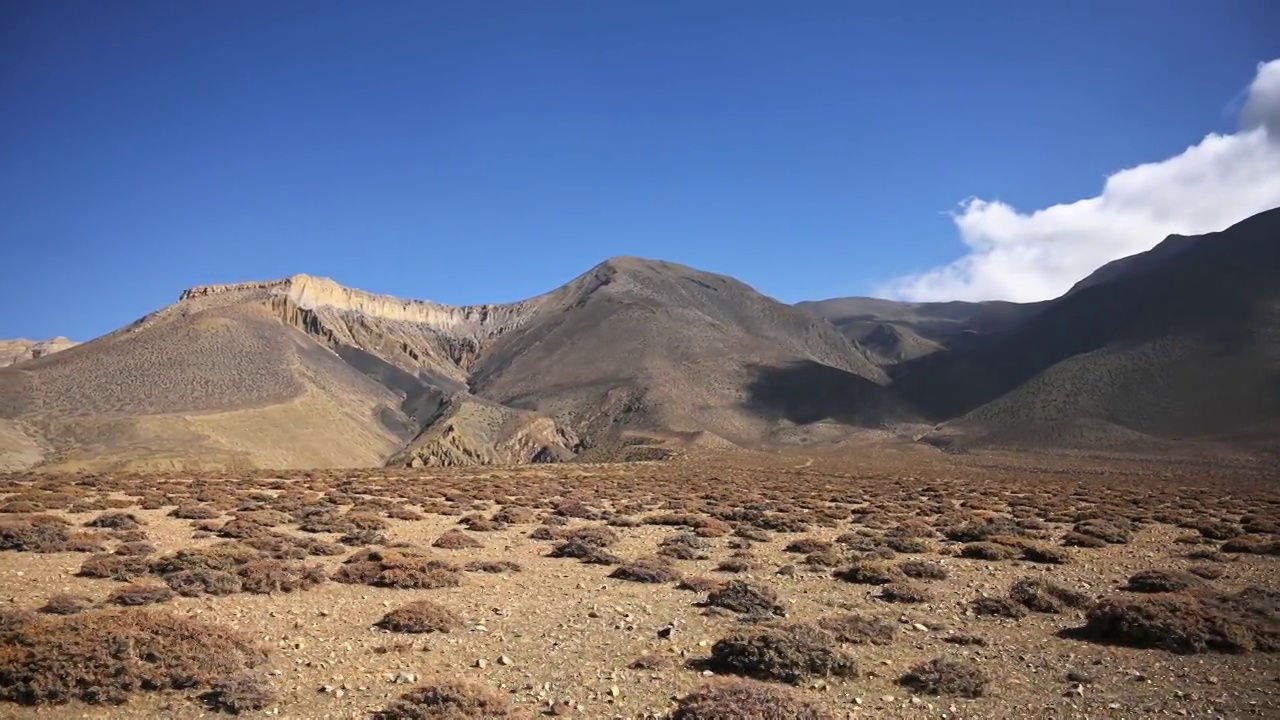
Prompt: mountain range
<box><xmin>2</xmin><ymin>207</ymin><xmax>1277</xmax><ymax>471</ymax></box>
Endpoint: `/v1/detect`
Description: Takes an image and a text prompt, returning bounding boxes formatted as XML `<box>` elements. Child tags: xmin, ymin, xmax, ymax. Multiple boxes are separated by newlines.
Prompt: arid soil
<box><xmin>0</xmin><ymin>447</ymin><xmax>1276</xmax><ymax>719</ymax></box>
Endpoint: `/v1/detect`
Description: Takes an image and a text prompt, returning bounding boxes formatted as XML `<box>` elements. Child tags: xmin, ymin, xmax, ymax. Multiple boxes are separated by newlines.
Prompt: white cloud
<box><xmin>881</xmin><ymin>58</ymin><xmax>1280</xmax><ymax>303</ymax></box>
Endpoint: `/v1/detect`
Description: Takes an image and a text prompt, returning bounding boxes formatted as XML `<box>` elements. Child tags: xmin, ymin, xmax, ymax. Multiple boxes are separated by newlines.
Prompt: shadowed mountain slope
<box><xmin>897</xmin><ymin>207</ymin><xmax>1280</xmax><ymax>448</ymax></box>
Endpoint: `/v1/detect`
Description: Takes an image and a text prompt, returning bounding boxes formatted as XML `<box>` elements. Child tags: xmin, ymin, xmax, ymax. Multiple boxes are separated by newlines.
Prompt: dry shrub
<box><xmin>0</xmin><ymin>515</ymin><xmax>93</xmax><ymax>553</ymax></box>
<box><xmin>629</xmin><ymin>653</ymin><xmax>674</xmax><ymax>670</ymax></box>
<box><xmin>549</xmin><ymin>539</ymin><xmax>621</xmax><ymax>565</ymax></box>
<box><xmin>832</xmin><ymin>560</ymin><xmax>902</xmax><ymax>585</ymax></box>
<box><xmin>815</xmin><ymin>613</ymin><xmax>895</xmax><ymax>645</ymax></box>
<box><xmin>1009</xmin><ymin>577</ymin><xmax>1090</xmax><ymax>613</ymax></box>
<box><xmin>433</xmin><ymin>530</ymin><xmax>483</xmax><ymax>550</ymax></box>
<box><xmin>1124</xmin><ymin>569</ymin><xmax>1202</xmax><ymax>593</ymax></box>
<box><xmin>0</xmin><ymin>608</ymin><xmax>267</xmax><ymax>705</ymax></box>
<box><xmin>199</xmin><ymin>672</ymin><xmax>276</xmax><ymax>714</ymax></box>
<box><xmin>459</xmin><ymin>516</ymin><xmax>504</xmax><ymax>532</ymax></box>
<box><xmin>107</xmin><ymin>583</ymin><xmax>174</xmax><ymax>606</ymax></box>
<box><xmin>375</xmin><ymin>600</ymin><xmax>461</xmax><ymax>634</ymax></box>
<box><xmin>878</xmin><ymin>583</ymin><xmax>932</xmax><ymax>604</ymax></box>
<box><xmin>1072</xmin><ymin>519</ymin><xmax>1132</xmax><ymax>544</ymax></box>
<box><xmin>942</xmin><ymin>519</ymin><xmax>1019</xmax><ymax>542</ymax></box>
<box><xmin>165</xmin><ymin>569</ymin><xmax>243</xmax><ymax>597</ymax></box>
<box><xmin>660</xmin><ymin>532</ymin><xmax>711</xmax><ymax>560</ymax></box>
<box><xmin>671</xmin><ymin>678</ymin><xmax>835</xmax><ymax>720</ymax></box>
<box><xmin>386</xmin><ymin>507</ymin><xmax>425</xmax><ymax>521</ymax></box>
<box><xmin>86</xmin><ymin>512</ymin><xmax>143</xmax><ymax>531</ymax></box>
<box><xmin>372</xmin><ymin>679</ymin><xmax>517</xmax><ymax>719</ymax></box>
<box><xmin>1222</xmin><ymin>535</ymin><xmax>1280</xmax><ymax>555</ymax></box>
<box><xmin>564</xmin><ymin>526</ymin><xmax>619</xmax><ymax>547</ymax></box>
<box><xmin>492</xmin><ymin>506</ymin><xmax>537</xmax><ymax>525</ymax></box>
<box><xmin>735</xmin><ymin>527</ymin><xmax>772</xmax><ymax>543</ymax></box>
<box><xmin>1061</xmin><ymin>531</ymin><xmax>1107</xmax><ymax>548</ymax></box>
<box><xmin>715</xmin><ymin>558</ymin><xmax>753</xmax><ymax>573</ymax></box>
<box><xmin>1076</xmin><ymin>588</ymin><xmax>1279</xmax><ymax>654</ymax></box>
<box><xmin>464</xmin><ymin>560</ymin><xmax>522</xmax><ymax>574</ymax></box>
<box><xmin>971</xmin><ymin>596</ymin><xmax>1027</xmax><ymax>619</ymax></box>
<box><xmin>113</xmin><ymin>541</ymin><xmax>156</xmax><ymax>557</ymax></box>
<box><xmin>79</xmin><ymin>553</ymin><xmax>151</xmax><ymax>581</ymax></box>
<box><xmin>708</xmin><ymin>623</ymin><xmax>856</xmax><ymax>684</ymax></box>
<box><xmin>942</xmin><ymin>633</ymin><xmax>988</xmax><ymax>647</ymax></box>
<box><xmin>38</xmin><ymin>594</ymin><xmax>94</xmax><ymax>616</ymax></box>
<box><xmin>1019</xmin><ymin>542</ymin><xmax>1072</xmax><ymax>564</ymax></box>
<box><xmin>898</xmin><ymin>560</ymin><xmax>948</xmax><ymax>580</ymax></box>
<box><xmin>332</xmin><ymin>550</ymin><xmax>462</xmax><ymax>589</ymax></box>
<box><xmin>609</xmin><ymin>557</ymin><xmax>682</xmax><ymax>584</ymax></box>
<box><xmin>1198</xmin><ymin>521</ymin><xmax>1242</xmax><ymax>540</ymax></box>
<box><xmin>899</xmin><ymin>657</ymin><xmax>988</xmax><ymax>697</ymax></box>
<box><xmin>150</xmin><ymin>544</ymin><xmax>262</xmax><ymax>575</ymax></box>
<box><xmin>959</xmin><ymin>542</ymin><xmax>1018</xmax><ymax>561</ymax></box>
<box><xmin>555</xmin><ymin>498</ymin><xmax>601</xmax><ymax>520</ymax></box>
<box><xmin>706</xmin><ymin>581</ymin><xmax>784</xmax><ymax>616</ymax></box>
<box><xmin>237</xmin><ymin>560</ymin><xmax>326</xmax><ymax>594</ymax></box>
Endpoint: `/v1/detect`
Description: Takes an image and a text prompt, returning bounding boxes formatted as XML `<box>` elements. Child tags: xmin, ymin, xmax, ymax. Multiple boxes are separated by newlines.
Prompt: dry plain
<box><xmin>0</xmin><ymin>444</ymin><xmax>1276</xmax><ymax>719</ymax></box>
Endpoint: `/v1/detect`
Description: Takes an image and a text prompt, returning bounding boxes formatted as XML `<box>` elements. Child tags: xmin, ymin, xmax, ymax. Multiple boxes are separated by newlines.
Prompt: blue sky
<box><xmin>3</xmin><ymin>1</ymin><xmax>1279</xmax><ymax>341</ymax></box>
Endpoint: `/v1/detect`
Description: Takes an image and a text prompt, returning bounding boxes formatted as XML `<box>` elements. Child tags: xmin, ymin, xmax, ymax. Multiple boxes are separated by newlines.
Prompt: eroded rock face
<box><xmin>0</xmin><ymin>337</ymin><xmax>78</xmax><ymax>368</ymax></box>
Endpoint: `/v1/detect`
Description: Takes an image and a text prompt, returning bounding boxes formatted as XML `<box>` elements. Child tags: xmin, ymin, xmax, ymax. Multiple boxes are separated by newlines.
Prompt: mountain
<box><xmin>0</xmin><ymin>258</ymin><xmax>909</xmax><ymax>471</ymax></box>
<box><xmin>796</xmin><ymin>297</ymin><xmax>1041</xmax><ymax>363</ymax></box>
<box><xmin>894</xmin><ymin>207</ymin><xmax>1280</xmax><ymax>449</ymax></box>
<box><xmin>0</xmin><ymin>337</ymin><xmax>78</xmax><ymax>368</ymax></box>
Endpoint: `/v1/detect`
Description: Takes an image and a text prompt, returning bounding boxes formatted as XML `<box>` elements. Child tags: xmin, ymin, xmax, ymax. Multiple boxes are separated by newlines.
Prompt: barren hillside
<box><xmin>0</xmin><ymin>259</ymin><xmax>906</xmax><ymax>471</ymax></box>
<box><xmin>897</xmin><ymin>207</ymin><xmax>1280</xmax><ymax>448</ymax></box>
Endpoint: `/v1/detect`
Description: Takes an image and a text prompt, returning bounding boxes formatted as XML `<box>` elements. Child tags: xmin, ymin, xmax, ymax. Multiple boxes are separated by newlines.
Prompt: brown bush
<box><xmin>332</xmin><ymin>550</ymin><xmax>462</xmax><ymax>589</ymax></box>
<box><xmin>708</xmin><ymin>623</ymin><xmax>856</xmax><ymax>684</ymax></box>
<box><xmin>0</xmin><ymin>516</ymin><xmax>90</xmax><ymax>553</ymax></box>
<box><xmin>1076</xmin><ymin>588</ymin><xmax>1279</xmax><ymax>653</ymax></box>
<box><xmin>492</xmin><ymin>506</ymin><xmax>537</xmax><ymax>525</ymax></box>
<box><xmin>0</xmin><ymin>608</ymin><xmax>268</xmax><ymax>705</ymax></box>
<box><xmin>1124</xmin><ymin>569</ymin><xmax>1202</xmax><ymax>593</ymax></box>
<box><xmin>38</xmin><ymin>594</ymin><xmax>95</xmax><ymax>615</ymax></box>
<box><xmin>199</xmin><ymin>672</ymin><xmax>276</xmax><ymax>714</ymax></box>
<box><xmin>149</xmin><ymin>544</ymin><xmax>262</xmax><ymax>575</ymax></box>
<box><xmin>671</xmin><ymin>678</ymin><xmax>835</xmax><ymax>719</ymax></box>
<box><xmin>706</xmin><ymin>581</ymin><xmax>784</xmax><ymax>617</ymax></box>
<box><xmin>883</xmin><ymin>536</ymin><xmax>931</xmax><ymax>554</ymax></box>
<box><xmin>433</xmin><ymin>530</ymin><xmax>483</xmax><ymax>550</ymax></box>
<box><xmin>1019</xmin><ymin>542</ymin><xmax>1072</xmax><ymax>564</ymax></box>
<box><xmin>942</xmin><ymin>633</ymin><xmax>988</xmax><ymax>647</ymax></box>
<box><xmin>832</xmin><ymin>560</ymin><xmax>903</xmax><ymax>585</ymax></box>
<box><xmin>678</xmin><ymin>576</ymin><xmax>724</xmax><ymax>593</ymax></box>
<box><xmin>372</xmin><ymin>679</ymin><xmax>518</xmax><ymax>719</ymax></box>
<box><xmin>815</xmin><ymin>613</ymin><xmax>895</xmax><ymax>645</ymax></box>
<box><xmin>237</xmin><ymin>560</ymin><xmax>326</xmax><ymax>594</ymax></box>
<box><xmin>659</xmin><ymin>532</ymin><xmax>711</xmax><ymax>560</ymax></box>
<box><xmin>107</xmin><ymin>583</ymin><xmax>174</xmax><ymax>606</ymax></box>
<box><xmin>113</xmin><ymin>541</ymin><xmax>156</xmax><ymax>557</ymax></box>
<box><xmin>878</xmin><ymin>583</ymin><xmax>932</xmax><ymax>604</ymax></box>
<box><xmin>78</xmin><ymin>553</ymin><xmax>151</xmax><ymax>581</ymax></box>
<box><xmin>375</xmin><ymin>600</ymin><xmax>461</xmax><ymax>634</ymax></box>
<box><xmin>86</xmin><ymin>512</ymin><xmax>143</xmax><ymax>531</ymax></box>
<box><xmin>1198</xmin><ymin>521</ymin><xmax>1242</xmax><ymax>540</ymax></box>
<box><xmin>165</xmin><ymin>569</ymin><xmax>244</xmax><ymax>597</ymax></box>
<box><xmin>609</xmin><ymin>557</ymin><xmax>682</xmax><ymax>584</ymax></box>
<box><xmin>971</xmin><ymin>596</ymin><xmax>1028</xmax><ymax>619</ymax></box>
<box><xmin>959</xmin><ymin>542</ymin><xmax>1018</xmax><ymax>561</ymax></box>
<box><xmin>1221</xmin><ymin>535</ymin><xmax>1280</xmax><ymax>555</ymax></box>
<box><xmin>898</xmin><ymin>560</ymin><xmax>948</xmax><ymax>580</ymax></box>
<box><xmin>549</xmin><ymin>538</ymin><xmax>622</xmax><ymax>565</ymax></box>
<box><xmin>715</xmin><ymin>558</ymin><xmax>753</xmax><ymax>573</ymax></box>
<box><xmin>899</xmin><ymin>657</ymin><xmax>988</xmax><ymax>697</ymax></box>
<box><xmin>1009</xmin><ymin>577</ymin><xmax>1090</xmax><ymax>613</ymax></box>
<box><xmin>1072</xmin><ymin>519</ymin><xmax>1132</xmax><ymax>544</ymax></box>
<box><xmin>942</xmin><ymin>519</ymin><xmax>1019</xmax><ymax>542</ymax></box>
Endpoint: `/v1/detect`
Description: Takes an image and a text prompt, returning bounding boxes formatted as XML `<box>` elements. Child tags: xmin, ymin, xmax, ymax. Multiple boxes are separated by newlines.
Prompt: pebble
<box><xmin>497</xmin><ymin>654</ymin><xmax>513</xmax><ymax>665</ymax></box>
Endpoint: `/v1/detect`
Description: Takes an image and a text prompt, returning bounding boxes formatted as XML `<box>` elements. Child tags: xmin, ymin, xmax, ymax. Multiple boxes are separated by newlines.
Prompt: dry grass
<box><xmin>707</xmin><ymin>623</ymin><xmax>856</xmax><ymax>684</ymax></box>
<box><xmin>375</xmin><ymin>600</ymin><xmax>461</xmax><ymax>634</ymax></box>
<box><xmin>371</xmin><ymin>679</ymin><xmax>519</xmax><ymax>719</ymax></box>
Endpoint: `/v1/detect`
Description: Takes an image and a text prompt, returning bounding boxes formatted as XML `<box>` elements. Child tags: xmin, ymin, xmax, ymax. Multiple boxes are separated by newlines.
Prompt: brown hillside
<box><xmin>898</xmin><ymin>207</ymin><xmax>1280</xmax><ymax>448</ymax></box>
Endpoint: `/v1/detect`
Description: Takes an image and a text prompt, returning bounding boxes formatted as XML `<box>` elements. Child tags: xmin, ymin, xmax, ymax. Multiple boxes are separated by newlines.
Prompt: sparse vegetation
<box><xmin>708</xmin><ymin>623</ymin><xmax>856</xmax><ymax>684</ymax></box>
<box><xmin>899</xmin><ymin>657</ymin><xmax>988</xmax><ymax>697</ymax></box>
